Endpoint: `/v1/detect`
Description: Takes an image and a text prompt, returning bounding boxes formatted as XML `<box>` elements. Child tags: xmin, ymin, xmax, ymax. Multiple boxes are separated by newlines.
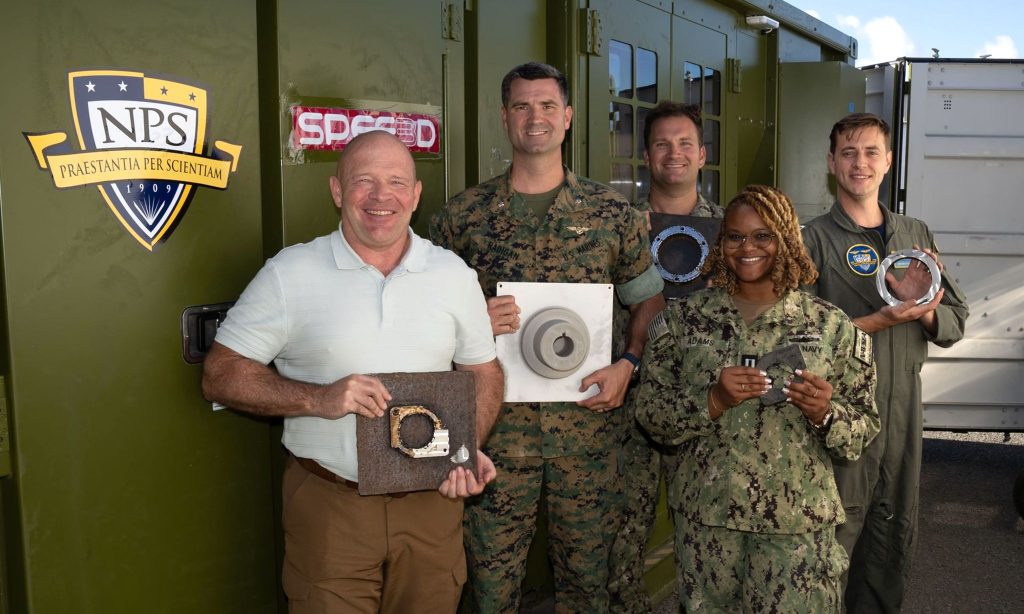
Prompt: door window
<box><xmin>682</xmin><ymin>61</ymin><xmax>722</xmax><ymax>203</ymax></box>
<box><xmin>609</xmin><ymin>39</ymin><xmax>659</xmax><ymax>201</ymax></box>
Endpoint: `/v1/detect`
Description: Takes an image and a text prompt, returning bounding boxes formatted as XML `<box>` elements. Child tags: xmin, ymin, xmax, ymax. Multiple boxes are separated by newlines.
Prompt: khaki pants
<box><xmin>281</xmin><ymin>456</ymin><xmax>466</xmax><ymax>613</ymax></box>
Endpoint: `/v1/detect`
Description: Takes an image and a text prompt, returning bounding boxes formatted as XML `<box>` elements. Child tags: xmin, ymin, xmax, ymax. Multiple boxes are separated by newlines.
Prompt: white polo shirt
<box><xmin>215</xmin><ymin>225</ymin><xmax>496</xmax><ymax>481</ymax></box>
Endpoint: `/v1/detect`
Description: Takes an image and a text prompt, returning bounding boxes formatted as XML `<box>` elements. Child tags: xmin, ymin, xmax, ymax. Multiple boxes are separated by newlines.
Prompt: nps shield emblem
<box><xmin>25</xmin><ymin>70</ymin><xmax>241</xmax><ymax>251</ymax></box>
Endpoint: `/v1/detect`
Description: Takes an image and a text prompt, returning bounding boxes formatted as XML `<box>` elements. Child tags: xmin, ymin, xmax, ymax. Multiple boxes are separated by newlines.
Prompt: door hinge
<box><xmin>728</xmin><ymin>58</ymin><xmax>742</xmax><ymax>93</ymax></box>
<box><xmin>583</xmin><ymin>8</ymin><xmax>603</xmax><ymax>56</ymax></box>
<box><xmin>442</xmin><ymin>1</ymin><xmax>464</xmax><ymax>42</ymax></box>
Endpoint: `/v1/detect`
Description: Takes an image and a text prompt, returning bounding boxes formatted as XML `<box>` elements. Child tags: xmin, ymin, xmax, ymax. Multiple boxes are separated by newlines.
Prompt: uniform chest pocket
<box><xmin>787</xmin><ymin>333</ymin><xmax>823</xmax><ymax>352</ymax></box>
<box><xmin>543</xmin><ymin>227</ymin><xmax>615</xmax><ymax>281</ymax></box>
<box><xmin>787</xmin><ymin>334</ymin><xmax>833</xmax><ymax>377</ymax></box>
<box><xmin>826</xmin><ymin>261</ymin><xmax>880</xmax><ymax>317</ymax></box>
<box><xmin>465</xmin><ymin>228</ymin><xmax>525</xmax><ymax>271</ymax></box>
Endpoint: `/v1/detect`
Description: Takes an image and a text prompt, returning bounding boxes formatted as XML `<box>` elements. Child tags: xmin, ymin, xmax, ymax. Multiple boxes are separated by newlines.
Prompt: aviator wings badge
<box><xmin>25</xmin><ymin>70</ymin><xmax>242</xmax><ymax>251</ymax></box>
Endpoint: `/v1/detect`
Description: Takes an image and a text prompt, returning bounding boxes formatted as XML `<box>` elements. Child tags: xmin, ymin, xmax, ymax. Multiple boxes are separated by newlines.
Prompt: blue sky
<box><xmin>788</xmin><ymin>1</ymin><xmax>1022</xmax><ymax>66</ymax></box>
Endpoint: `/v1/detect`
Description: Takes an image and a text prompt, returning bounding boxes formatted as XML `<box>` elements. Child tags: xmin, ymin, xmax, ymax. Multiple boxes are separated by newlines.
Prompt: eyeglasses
<box><xmin>723</xmin><ymin>231</ymin><xmax>776</xmax><ymax>249</ymax></box>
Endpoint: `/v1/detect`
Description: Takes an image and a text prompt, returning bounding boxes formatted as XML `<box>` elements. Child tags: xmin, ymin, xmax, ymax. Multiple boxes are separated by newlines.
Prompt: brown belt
<box><xmin>295</xmin><ymin>456</ymin><xmax>408</xmax><ymax>498</ymax></box>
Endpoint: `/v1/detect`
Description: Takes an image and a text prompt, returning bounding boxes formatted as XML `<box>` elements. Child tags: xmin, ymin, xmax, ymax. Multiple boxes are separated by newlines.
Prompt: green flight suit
<box><xmin>802</xmin><ymin>202</ymin><xmax>968</xmax><ymax>613</ymax></box>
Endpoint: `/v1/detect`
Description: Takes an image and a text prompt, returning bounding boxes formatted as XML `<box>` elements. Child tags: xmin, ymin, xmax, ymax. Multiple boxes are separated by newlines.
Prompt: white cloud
<box><xmin>975</xmin><ymin>35</ymin><xmax>1020</xmax><ymax>59</ymax></box>
<box><xmin>837</xmin><ymin>15</ymin><xmax>861</xmax><ymax>31</ymax></box>
<box><xmin>837</xmin><ymin>14</ymin><xmax>915</xmax><ymax>66</ymax></box>
<box><xmin>805</xmin><ymin>9</ymin><xmax>821</xmax><ymax>19</ymax></box>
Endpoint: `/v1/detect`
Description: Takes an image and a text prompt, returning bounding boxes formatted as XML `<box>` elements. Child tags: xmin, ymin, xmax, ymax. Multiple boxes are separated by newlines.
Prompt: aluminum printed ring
<box><xmin>651</xmin><ymin>225</ymin><xmax>710</xmax><ymax>283</ymax></box>
<box><xmin>520</xmin><ymin>307</ymin><xmax>591</xmax><ymax>379</ymax></box>
<box><xmin>389</xmin><ymin>405</ymin><xmax>450</xmax><ymax>459</ymax></box>
<box><xmin>875</xmin><ymin>249</ymin><xmax>941</xmax><ymax>307</ymax></box>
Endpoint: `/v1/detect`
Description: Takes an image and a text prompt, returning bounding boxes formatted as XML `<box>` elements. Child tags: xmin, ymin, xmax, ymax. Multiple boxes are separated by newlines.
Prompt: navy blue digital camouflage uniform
<box><xmin>608</xmin><ymin>192</ymin><xmax>722</xmax><ymax>613</ymax></box>
<box><xmin>635</xmin><ymin>287</ymin><xmax>880</xmax><ymax>612</ymax></box>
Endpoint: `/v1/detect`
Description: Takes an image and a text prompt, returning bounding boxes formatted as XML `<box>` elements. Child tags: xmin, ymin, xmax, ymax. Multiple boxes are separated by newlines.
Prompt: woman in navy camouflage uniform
<box><xmin>635</xmin><ymin>185</ymin><xmax>880</xmax><ymax>613</ymax></box>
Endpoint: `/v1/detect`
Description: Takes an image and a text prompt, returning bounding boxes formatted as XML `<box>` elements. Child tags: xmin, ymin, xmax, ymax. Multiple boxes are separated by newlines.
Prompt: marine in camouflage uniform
<box><xmin>635</xmin><ymin>287</ymin><xmax>880</xmax><ymax>612</ymax></box>
<box><xmin>609</xmin><ymin>100</ymin><xmax>724</xmax><ymax>612</ymax></box>
<box><xmin>431</xmin><ymin>164</ymin><xmax>663</xmax><ymax>613</ymax></box>
<box><xmin>607</xmin><ymin>193</ymin><xmax>722</xmax><ymax>613</ymax></box>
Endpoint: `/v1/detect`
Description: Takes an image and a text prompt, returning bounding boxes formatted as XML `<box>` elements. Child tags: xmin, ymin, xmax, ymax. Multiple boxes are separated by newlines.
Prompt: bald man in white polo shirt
<box><xmin>203</xmin><ymin>131</ymin><xmax>504</xmax><ymax>614</ymax></box>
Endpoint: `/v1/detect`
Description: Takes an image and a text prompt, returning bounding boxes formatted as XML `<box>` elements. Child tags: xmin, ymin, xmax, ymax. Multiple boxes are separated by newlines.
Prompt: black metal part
<box><xmin>756</xmin><ymin>344</ymin><xmax>806</xmax><ymax>406</ymax></box>
<box><xmin>181</xmin><ymin>302</ymin><xmax>235</xmax><ymax>364</ymax></box>
<box><xmin>648</xmin><ymin>213</ymin><xmax>722</xmax><ymax>299</ymax></box>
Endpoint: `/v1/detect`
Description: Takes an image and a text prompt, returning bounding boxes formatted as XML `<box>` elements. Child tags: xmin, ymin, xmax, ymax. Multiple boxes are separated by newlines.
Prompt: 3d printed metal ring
<box><xmin>651</xmin><ymin>225</ymin><xmax>710</xmax><ymax>283</ymax></box>
<box><xmin>389</xmin><ymin>405</ymin><xmax>450</xmax><ymax>459</ymax></box>
<box><xmin>520</xmin><ymin>307</ymin><xmax>591</xmax><ymax>379</ymax></box>
<box><xmin>875</xmin><ymin>249</ymin><xmax>942</xmax><ymax>306</ymax></box>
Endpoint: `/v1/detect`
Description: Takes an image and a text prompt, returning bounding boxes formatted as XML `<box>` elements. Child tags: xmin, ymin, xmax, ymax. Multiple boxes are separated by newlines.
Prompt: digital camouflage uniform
<box><xmin>635</xmin><ymin>287</ymin><xmax>880</xmax><ymax>613</ymax></box>
<box><xmin>803</xmin><ymin>203</ymin><xmax>968</xmax><ymax>613</ymax></box>
<box><xmin>429</xmin><ymin>168</ymin><xmax>663</xmax><ymax>613</ymax></box>
<box><xmin>608</xmin><ymin>192</ymin><xmax>722</xmax><ymax>613</ymax></box>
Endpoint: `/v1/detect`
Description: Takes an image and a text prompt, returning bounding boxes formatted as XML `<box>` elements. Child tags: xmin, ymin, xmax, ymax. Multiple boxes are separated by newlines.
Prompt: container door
<box><xmin>585</xmin><ymin>0</ymin><xmax>672</xmax><ymax>202</ymax></box>
<box><xmin>581</xmin><ymin>0</ymin><xmax>676</xmax><ymax>594</ymax></box>
<box><xmin>0</xmin><ymin>1</ymin><xmax>275</xmax><ymax>612</ymax></box>
<box><xmin>272</xmin><ymin>0</ymin><xmax>462</xmax><ymax>244</ymax></box>
<box><xmin>901</xmin><ymin>60</ymin><xmax>1024</xmax><ymax>431</ymax></box>
<box><xmin>777</xmin><ymin>61</ymin><xmax>865</xmax><ymax>220</ymax></box>
<box><xmin>670</xmin><ymin>7</ymin><xmax>729</xmax><ymax>205</ymax></box>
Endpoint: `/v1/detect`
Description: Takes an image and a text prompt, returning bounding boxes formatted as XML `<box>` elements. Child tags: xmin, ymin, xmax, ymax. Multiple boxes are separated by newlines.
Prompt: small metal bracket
<box><xmin>583</xmin><ymin>8</ymin><xmax>603</xmax><ymax>56</ymax></box>
<box><xmin>181</xmin><ymin>302</ymin><xmax>235</xmax><ymax>364</ymax></box>
<box><xmin>390</xmin><ymin>405</ymin><xmax>450</xmax><ymax>458</ymax></box>
<box><xmin>442</xmin><ymin>1</ymin><xmax>464</xmax><ymax>42</ymax></box>
<box><xmin>728</xmin><ymin>58</ymin><xmax>742</xmax><ymax>93</ymax></box>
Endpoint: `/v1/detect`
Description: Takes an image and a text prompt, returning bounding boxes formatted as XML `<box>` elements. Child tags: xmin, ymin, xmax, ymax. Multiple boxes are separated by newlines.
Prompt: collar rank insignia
<box><xmin>25</xmin><ymin>70</ymin><xmax>242</xmax><ymax>251</ymax></box>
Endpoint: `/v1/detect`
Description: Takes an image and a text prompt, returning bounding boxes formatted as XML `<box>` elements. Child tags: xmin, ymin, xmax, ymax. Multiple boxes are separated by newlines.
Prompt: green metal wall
<box><xmin>778</xmin><ymin>61</ymin><xmax>866</xmax><ymax>221</ymax></box>
<box><xmin>0</xmin><ymin>1</ymin><xmax>859</xmax><ymax>611</ymax></box>
<box><xmin>273</xmin><ymin>2</ymin><xmax>454</xmax><ymax>243</ymax></box>
<box><xmin>0</xmin><ymin>1</ymin><xmax>276</xmax><ymax>612</ymax></box>
<box><xmin>465</xmin><ymin>1</ymin><xmax>549</xmax><ymax>186</ymax></box>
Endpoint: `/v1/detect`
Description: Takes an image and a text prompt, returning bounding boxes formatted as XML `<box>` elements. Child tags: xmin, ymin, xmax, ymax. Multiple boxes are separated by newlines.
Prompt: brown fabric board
<box><xmin>356</xmin><ymin>371</ymin><xmax>477</xmax><ymax>495</ymax></box>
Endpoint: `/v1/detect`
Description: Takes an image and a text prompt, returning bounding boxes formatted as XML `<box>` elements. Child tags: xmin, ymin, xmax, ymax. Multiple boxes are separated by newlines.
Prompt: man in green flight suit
<box><xmin>802</xmin><ymin>113</ymin><xmax>969</xmax><ymax>613</ymax></box>
<box><xmin>430</xmin><ymin>61</ymin><xmax>666</xmax><ymax>613</ymax></box>
<box><xmin>608</xmin><ymin>101</ymin><xmax>723</xmax><ymax>613</ymax></box>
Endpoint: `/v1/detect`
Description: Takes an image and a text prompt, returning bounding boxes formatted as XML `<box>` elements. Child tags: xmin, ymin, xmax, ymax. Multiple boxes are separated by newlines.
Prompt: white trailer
<box><xmin>864</xmin><ymin>58</ymin><xmax>1024</xmax><ymax>516</ymax></box>
<box><xmin>864</xmin><ymin>58</ymin><xmax>1024</xmax><ymax>432</ymax></box>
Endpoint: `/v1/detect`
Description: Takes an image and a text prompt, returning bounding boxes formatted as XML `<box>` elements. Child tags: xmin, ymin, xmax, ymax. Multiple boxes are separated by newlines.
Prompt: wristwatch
<box><xmin>619</xmin><ymin>352</ymin><xmax>641</xmax><ymax>383</ymax></box>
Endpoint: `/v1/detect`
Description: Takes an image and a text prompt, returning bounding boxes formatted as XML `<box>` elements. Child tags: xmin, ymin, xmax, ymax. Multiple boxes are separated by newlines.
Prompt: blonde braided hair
<box><xmin>703</xmin><ymin>185</ymin><xmax>818</xmax><ymax>295</ymax></box>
